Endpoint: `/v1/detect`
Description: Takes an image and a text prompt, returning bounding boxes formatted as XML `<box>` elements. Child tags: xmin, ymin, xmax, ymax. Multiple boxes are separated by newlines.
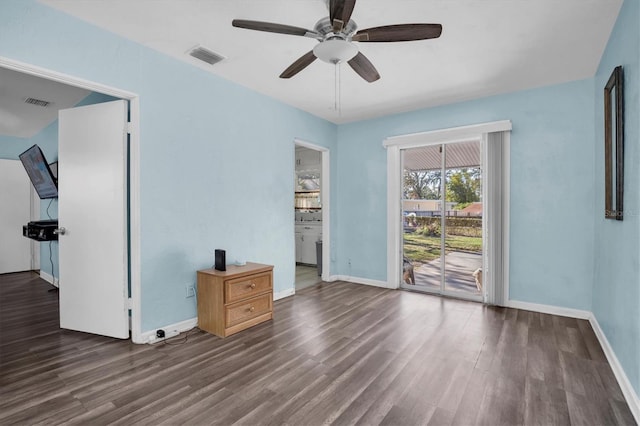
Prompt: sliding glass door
<box><xmin>400</xmin><ymin>140</ymin><xmax>483</xmax><ymax>301</ymax></box>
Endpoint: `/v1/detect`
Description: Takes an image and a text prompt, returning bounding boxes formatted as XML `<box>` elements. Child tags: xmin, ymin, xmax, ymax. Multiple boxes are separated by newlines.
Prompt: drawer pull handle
<box><xmin>249</xmin><ymin>306</ymin><xmax>255</xmax><ymax>312</ymax></box>
<box><xmin>249</xmin><ymin>283</ymin><xmax>256</xmax><ymax>289</ymax></box>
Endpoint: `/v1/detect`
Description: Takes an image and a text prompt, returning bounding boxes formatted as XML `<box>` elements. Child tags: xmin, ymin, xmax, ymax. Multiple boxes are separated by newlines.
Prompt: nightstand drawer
<box><xmin>225</xmin><ymin>272</ymin><xmax>272</xmax><ymax>304</ymax></box>
<box><xmin>225</xmin><ymin>293</ymin><xmax>272</xmax><ymax>327</ymax></box>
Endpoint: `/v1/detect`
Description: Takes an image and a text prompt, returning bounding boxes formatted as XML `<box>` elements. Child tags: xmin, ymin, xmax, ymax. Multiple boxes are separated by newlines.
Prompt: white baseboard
<box><xmin>138</xmin><ymin>288</ymin><xmax>295</xmax><ymax>345</ymax></box>
<box><xmin>140</xmin><ymin>317</ymin><xmax>198</xmax><ymax>345</ymax></box>
<box><xmin>588</xmin><ymin>314</ymin><xmax>640</xmax><ymax>424</ymax></box>
<box><xmin>506</xmin><ymin>299</ymin><xmax>591</xmax><ymax>319</ymax></box>
<box><xmin>329</xmin><ymin>275</ymin><xmax>396</xmax><ymax>289</ymax></box>
<box><xmin>506</xmin><ymin>299</ymin><xmax>638</xmax><ymax>423</ymax></box>
<box><xmin>39</xmin><ymin>270</ymin><xmax>59</xmax><ymax>288</ymax></box>
<box><xmin>274</xmin><ymin>288</ymin><xmax>295</xmax><ymax>300</ymax></box>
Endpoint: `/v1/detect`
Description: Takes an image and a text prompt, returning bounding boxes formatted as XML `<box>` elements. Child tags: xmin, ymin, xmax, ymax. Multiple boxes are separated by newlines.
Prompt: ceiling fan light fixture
<box><xmin>313</xmin><ymin>39</ymin><xmax>358</xmax><ymax>64</ymax></box>
<box><xmin>232</xmin><ymin>0</ymin><xmax>442</xmax><ymax>82</ymax></box>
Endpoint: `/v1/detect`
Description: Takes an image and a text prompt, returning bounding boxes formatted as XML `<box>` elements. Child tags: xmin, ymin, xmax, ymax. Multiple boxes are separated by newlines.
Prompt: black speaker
<box><xmin>214</xmin><ymin>249</ymin><xmax>226</xmax><ymax>271</ymax></box>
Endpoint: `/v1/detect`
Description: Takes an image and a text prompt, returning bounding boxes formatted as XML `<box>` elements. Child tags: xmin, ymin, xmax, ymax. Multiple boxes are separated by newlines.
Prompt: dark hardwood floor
<box><xmin>0</xmin><ymin>271</ymin><xmax>635</xmax><ymax>425</ymax></box>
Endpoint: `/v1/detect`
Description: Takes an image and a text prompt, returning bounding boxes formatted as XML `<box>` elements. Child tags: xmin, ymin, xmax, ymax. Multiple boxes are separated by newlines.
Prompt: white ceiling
<box><xmin>0</xmin><ymin>67</ymin><xmax>90</xmax><ymax>138</ymax></box>
<box><xmin>33</xmin><ymin>0</ymin><xmax>623</xmax><ymax>124</ymax></box>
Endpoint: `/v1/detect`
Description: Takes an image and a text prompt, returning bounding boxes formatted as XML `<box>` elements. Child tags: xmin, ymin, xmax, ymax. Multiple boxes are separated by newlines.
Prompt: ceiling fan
<box><xmin>232</xmin><ymin>0</ymin><xmax>442</xmax><ymax>83</ymax></box>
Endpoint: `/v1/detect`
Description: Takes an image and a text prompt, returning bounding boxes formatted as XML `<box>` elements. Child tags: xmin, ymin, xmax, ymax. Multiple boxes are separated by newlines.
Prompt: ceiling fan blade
<box><xmin>347</xmin><ymin>52</ymin><xmax>380</xmax><ymax>83</ymax></box>
<box><xmin>352</xmin><ymin>23</ymin><xmax>442</xmax><ymax>42</ymax></box>
<box><xmin>232</xmin><ymin>19</ymin><xmax>314</xmax><ymax>37</ymax></box>
<box><xmin>330</xmin><ymin>0</ymin><xmax>357</xmax><ymax>32</ymax></box>
<box><xmin>280</xmin><ymin>51</ymin><xmax>317</xmax><ymax>79</ymax></box>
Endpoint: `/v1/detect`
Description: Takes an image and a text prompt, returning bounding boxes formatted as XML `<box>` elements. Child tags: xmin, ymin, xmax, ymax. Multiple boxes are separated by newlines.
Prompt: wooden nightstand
<box><xmin>197</xmin><ymin>262</ymin><xmax>273</xmax><ymax>338</ymax></box>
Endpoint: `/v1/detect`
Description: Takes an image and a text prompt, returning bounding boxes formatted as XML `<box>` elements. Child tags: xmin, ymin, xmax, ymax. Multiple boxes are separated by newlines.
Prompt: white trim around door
<box><xmin>384</xmin><ymin>120</ymin><xmax>512</xmax><ymax>304</ymax></box>
<box><xmin>294</xmin><ymin>139</ymin><xmax>331</xmax><ymax>282</ymax></box>
<box><xmin>384</xmin><ymin>120</ymin><xmax>512</xmax><ymax>148</ymax></box>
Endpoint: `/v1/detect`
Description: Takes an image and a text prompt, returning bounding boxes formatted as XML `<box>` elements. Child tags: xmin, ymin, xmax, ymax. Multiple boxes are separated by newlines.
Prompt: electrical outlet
<box><xmin>185</xmin><ymin>284</ymin><xmax>196</xmax><ymax>298</ymax></box>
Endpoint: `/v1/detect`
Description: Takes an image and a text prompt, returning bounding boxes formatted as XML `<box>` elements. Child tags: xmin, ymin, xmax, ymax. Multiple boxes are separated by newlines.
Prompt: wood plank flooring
<box><xmin>0</xmin><ymin>271</ymin><xmax>636</xmax><ymax>425</ymax></box>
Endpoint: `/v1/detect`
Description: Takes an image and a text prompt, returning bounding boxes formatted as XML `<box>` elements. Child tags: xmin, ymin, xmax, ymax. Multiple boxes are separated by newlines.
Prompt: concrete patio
<box><xmin>410</xmin><ymin>251</ymin><xmax>482</xmax><ymax>295</ymax></box>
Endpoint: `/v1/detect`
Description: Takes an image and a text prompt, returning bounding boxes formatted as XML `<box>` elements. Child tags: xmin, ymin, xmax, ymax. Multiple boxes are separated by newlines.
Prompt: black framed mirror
<box><xmin>604</xmin><ymin>66</ymin><xmax>624</xmax><ymax>220</ymax></box>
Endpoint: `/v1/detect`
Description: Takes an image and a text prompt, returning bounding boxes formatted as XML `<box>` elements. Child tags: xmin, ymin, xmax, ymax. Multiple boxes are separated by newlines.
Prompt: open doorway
<box><xmin>0</xmin><ymin>65</ymin><xmax>92</xmax><ymax>277</ymax></box>
<box><xmin>0</xmin><ymin>56</ymin><xmax>143</xmax><ymax>341</ymax></box>
<box><xmin>294</xmin><ymin>140</ymin><xmax>330</xmax><ymax>291</ymax></box>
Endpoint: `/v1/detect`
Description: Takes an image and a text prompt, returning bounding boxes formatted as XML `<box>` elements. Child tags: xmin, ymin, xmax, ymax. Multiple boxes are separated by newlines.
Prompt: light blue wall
<box><xmin>336</xmin><ymin>79</ymin><xmax>596</xmax><ymax>311</ymax></box>
<box><xmin>0</xmin><ymin>135</ymin><xmax>30</xmax><ymax>159</ymax></box>
<box><xmin>593</xmin><ymin>0</ymin><xmax>640</xmax><ymax>396</ymax></box>
<box><xmin>0</xmin><ymin>0</ymin><xmax>337</xmax><ymax>332</ymax></box>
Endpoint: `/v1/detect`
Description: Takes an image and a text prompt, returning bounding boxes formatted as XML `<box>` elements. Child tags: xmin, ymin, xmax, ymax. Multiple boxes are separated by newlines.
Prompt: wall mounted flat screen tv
<box><xmin>19</xmin><ymin>144</ymin><xmax>58</xmax><ymax>199</ymax></box>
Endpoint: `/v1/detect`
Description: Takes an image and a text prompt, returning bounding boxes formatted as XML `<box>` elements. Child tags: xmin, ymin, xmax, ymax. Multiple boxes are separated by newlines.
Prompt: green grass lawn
<box><xmin>403</xmin><ymin>232</ymin><xmax>482</xmax><ymax>264</ymax></box>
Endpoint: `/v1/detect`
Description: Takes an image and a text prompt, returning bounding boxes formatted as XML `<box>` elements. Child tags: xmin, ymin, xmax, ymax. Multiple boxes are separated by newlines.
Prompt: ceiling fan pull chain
<box><xmin>334</xmin><ymin>62</ymin><xmax>342</xmax><ymax>116</ymax></box>
<box><xmin>339</xmin><ymin>63</ymin><xmax>342</xmax><ymax>116</ymax></box>
<box><xmin>334</xmin><ymin>63</ymin><xmax>338</xmax><ymax>113</ymax></box>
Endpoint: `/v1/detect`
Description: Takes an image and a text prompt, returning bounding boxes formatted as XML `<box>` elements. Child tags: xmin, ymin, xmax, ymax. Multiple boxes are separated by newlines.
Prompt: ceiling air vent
<box><xmin>24</xmin><ymin>97</ymin><xmax>51</xmax><ymax>107</ymax></box>
<box><xmin>188</xmin><ymin>46</ymin><xmax>225</xmax><ymax>66</ymax></box>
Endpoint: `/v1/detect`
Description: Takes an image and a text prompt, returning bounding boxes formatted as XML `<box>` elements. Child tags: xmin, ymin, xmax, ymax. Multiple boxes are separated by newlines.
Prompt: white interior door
<box><xmin>58</xmin><ymin>100</ymin><xmax>129</xmax><ymax>339</ymax></box>
<box><xmin>0</xmin><ymin>159</ymin><xmax>32</xmax><ymax>274</ymax></box>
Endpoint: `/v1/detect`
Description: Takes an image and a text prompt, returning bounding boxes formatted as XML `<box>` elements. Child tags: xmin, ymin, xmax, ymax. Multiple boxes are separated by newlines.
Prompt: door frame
<box><xmin>384</xmin><ymin>120</ymin><xmax>511</xmax><ymax>303</ymax></box>
<box><xmin>30</xmin><ymin>186</ymin><xmax>41</xmax><ymax>272</ymax></box>
<box><xmin>0</xmin><ymin>56</ymin><xmax>143</xmax><ymax>343</ymax></box>
<box><xmin>294</xmin><ymin>139</ymin><xmax>331</xmax><ymax>282</ymax></box>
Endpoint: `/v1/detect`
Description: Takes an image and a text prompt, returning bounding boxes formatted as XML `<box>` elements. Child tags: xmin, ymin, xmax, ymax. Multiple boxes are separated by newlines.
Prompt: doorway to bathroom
<box><xmin>294</xmin><ymin>140</ymin><xmax>330</xmax><ymax>291</ymax></box>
